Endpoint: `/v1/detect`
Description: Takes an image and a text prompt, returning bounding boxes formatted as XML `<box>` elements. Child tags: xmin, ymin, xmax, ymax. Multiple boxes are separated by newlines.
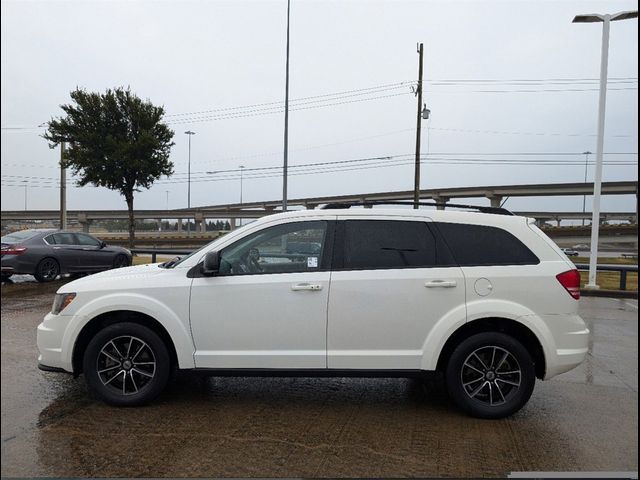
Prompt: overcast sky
<box><xmin>1</xmin><ymin>0</ymin><xmax>638</xmax><ymax>214</ymax></box>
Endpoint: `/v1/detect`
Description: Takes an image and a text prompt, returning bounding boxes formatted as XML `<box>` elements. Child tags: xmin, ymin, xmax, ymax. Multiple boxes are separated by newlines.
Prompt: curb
<box><xmin>580</xmin><ymin>289</ymin><xmax>638</xmax><ymax>299</ymax></box>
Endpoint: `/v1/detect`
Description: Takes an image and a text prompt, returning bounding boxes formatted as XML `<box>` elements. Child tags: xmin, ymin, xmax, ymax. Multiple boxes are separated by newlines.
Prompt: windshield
<box><xmin>160</xmin><ymin>242</ymin><xmax>212</xmax><ymax>268</ymax></box>
<box><xmin>1</xmin><ymin>230</ymin><xmax>41</xmax><ymax>244</ymax></box>
<box><xmin>160</xmin><ymin>223</ymin><xmax>254</xmax><ymax>268</ymax></box>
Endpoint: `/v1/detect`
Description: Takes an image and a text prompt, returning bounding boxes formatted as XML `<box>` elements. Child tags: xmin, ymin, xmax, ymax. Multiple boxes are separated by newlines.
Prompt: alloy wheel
<box><xmin>460</xmin><ymin>345</ymin><xmax>522</xmax><ymax>407</ymax></box>
<box><xmin>96</xmin><ymin>335</ymin><xmax>156</xmax><ymax>396</ymax></box>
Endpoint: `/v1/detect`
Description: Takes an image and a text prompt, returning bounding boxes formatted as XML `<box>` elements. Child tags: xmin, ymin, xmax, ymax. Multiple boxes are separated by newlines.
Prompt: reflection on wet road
<box><xmin>1</xmin><ymin>287</ymin><xmax>637</xmax><ymax>477</ymax></box>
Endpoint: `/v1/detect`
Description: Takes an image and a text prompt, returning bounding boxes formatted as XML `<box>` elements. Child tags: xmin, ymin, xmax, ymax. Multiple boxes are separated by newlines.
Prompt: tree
<box><xmin>43</xmin><ymin>87</ymin><xmax>175</xmax><ymax>248</ymax></box>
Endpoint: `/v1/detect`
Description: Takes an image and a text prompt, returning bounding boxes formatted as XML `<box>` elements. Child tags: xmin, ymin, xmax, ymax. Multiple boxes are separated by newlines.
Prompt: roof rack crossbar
<box><xmin>320</xmin><ymin>200</ymin><xmax>514</xmax><ymax>216</ymax></box>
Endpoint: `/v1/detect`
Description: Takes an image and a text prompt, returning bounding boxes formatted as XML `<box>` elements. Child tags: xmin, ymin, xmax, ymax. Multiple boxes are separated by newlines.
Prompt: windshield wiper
<box><xmin>159</xmin><ymin>256</ymin><xmax>182</xmax><ymax>269</ymax></box>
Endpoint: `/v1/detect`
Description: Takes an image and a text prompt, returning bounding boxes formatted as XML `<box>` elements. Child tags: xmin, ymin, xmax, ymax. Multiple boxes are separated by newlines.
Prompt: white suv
<box><xmin>37</xmin><ymin>207</ymin><xmax>589</xmax><ymax>418</ymax></box>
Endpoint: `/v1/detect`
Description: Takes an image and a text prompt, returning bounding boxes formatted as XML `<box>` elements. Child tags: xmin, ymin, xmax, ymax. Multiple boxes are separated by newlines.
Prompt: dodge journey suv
<box><xmin>37</xmin><ymin>206</ymin><xmax>589</xmax><ymax>418</ymax></box>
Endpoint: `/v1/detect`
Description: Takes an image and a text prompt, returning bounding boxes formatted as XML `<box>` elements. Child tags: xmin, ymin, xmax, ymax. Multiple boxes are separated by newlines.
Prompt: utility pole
<box><xmin>413</xmin><ymin>43</ymin><xmax>424</xmax><ymax>209</ymax></box>
<box><xmin>60</xmin><ymin>142</ymin><xmax>67</xmax><ymax>229</ymax></box>
<box><xmin>282</xmin><ymin>0</ymin><xmax>291</xmax><ymax>211</ymax></box>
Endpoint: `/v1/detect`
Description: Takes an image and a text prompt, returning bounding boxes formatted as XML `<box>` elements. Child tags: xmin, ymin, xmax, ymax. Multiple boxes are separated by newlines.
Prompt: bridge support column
<box><xmin>201</xmin><ymin>218</ymin><xmax>207</xmax><ymax>233</ymax></box>
<box><xmin>156</xmin><ymin>219</ymin><xmax>162</xmax><ymax>232</ymax></box>
<box><xmin>177</xmin><ymin>218</ymin><xmax>183</xmax><ymax>232</ymax></box>
<box><xmin>433</xmin><ymin>196</ymin><xmax>449</xmax><ymax>210</ymax></box>
<box><xmin>194</xmin><ymin>212</ymin><xmax>204</xmax><ymax>234</ymax></box>
<box><xmin>77</xmin><ymin>213</ymin><xmax>92</xmax><ymax>233</ymax></box>
<box><xmin>230</xmin><ymin>218</ymin><xmax>237</xmax><ymax>231</ymax></box>
<box><xmin>486</xmin><ymin>194</ymin><xmax>503</xmax><ymax>208</ymax></box>
<box><xmin>555</xmin><ymin>217</ymin><xmax>561</xmax><ymax>227</ymax></box>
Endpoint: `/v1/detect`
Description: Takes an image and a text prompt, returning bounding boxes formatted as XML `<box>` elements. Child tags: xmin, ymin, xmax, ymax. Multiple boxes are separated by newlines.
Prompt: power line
<box><xmin>3</xmin><ymin>155</ymin><xmax>636</xmax><ymax>188</ymax></box>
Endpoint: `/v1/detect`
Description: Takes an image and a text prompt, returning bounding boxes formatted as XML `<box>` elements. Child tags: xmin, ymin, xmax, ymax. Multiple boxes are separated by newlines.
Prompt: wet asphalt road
<box><xmin>1</xmin><ymin>281</ymin><xmax>637</xmax><ymax>478</ymax></box>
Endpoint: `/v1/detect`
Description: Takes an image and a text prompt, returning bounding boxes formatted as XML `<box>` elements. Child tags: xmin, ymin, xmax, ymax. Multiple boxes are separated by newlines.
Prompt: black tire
<box><xmin>1</xmin><ymin>272</ymin><xmax>12</xmax><ymax>281</ymax></box>
<box><xmin>83</xmin><ymin>322</ymin><xmax>171</xmax><ymax>406</ymax></box>
<box><xmin>34</xmin><ymin>257</ymin><xmax>60</xmax><ymax>283</ymax></box>
<box><xmin>112</xmin><ymin>254</ymin><xmax>130</xmax><ymax>269</ymax></box>
<box><xmin>445</xmin><ymin>332</ymin><xmax>535</xmax><ymax>419</ymax></box>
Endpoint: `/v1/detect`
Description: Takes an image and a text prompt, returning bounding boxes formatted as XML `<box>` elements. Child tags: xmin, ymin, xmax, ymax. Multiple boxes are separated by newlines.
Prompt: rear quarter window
<box><xmin>434</xmin><ymin>222</ymin><xmax>539</xmax><ymax>266</ymax></box>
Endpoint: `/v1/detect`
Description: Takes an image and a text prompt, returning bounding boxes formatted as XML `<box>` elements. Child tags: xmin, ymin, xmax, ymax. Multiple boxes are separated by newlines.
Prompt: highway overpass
<box><xmin>2</xmin><ymin>181</ymin><xmax>637</xmax><ymax>232</ymax></box>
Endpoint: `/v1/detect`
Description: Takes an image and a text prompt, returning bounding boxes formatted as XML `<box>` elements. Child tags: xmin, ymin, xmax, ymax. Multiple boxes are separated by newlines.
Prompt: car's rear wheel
<box><xmin>34</xmin><ymin>257</ymin><xmax>60</xmax><ymax>283</ymax></box>
<box><xmin>445</xmin><ymin>332</ymin><xmax>535</xmax><ymax>419</ymax></box>
<box><xmin>83</xmin><ymin>322</ymin><xmax>170</xmax><ymax>406</ymax></box>
<box><xmin>112</xmin><ymin>254</ymin><xmax>130</xmax><ymax>269</ymax></box>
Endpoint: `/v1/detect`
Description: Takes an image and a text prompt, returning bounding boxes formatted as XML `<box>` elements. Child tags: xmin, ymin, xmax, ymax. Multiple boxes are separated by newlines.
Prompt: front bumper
<box><xmin>37</xmin><ymin>312</ymin><xmax>74</xmax><ymax>373</ymax></box>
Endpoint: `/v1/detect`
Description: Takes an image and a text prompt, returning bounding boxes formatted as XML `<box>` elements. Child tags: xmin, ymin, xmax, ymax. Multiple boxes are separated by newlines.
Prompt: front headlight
<box><xmin>51</xmin><ymin>293</ymin><xmax>76</xmax><ymax>315</ymax></box>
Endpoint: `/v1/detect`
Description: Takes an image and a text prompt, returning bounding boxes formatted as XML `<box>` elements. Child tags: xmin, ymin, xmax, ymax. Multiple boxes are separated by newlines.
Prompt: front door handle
<box><xmin>424</xmin><ymin>280</ymin><xmax>457</xmax><ymax>288</ymax></box>
<box><xmin>291</xmin><ymin>283</ymin><xmax>323</xmax><ymax>291</ymax></box>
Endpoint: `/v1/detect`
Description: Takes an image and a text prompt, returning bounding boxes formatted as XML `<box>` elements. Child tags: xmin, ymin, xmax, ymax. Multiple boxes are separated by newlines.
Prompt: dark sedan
<box><xmin>1</xmin><ymin>229</ymin><xmax>132</xmax><ymax>282</ymax></box>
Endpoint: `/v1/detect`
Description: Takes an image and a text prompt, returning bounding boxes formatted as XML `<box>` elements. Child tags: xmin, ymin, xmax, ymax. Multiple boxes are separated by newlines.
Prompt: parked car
<box><xmin>1</xmin><ymin>229</ymin><xmax>131</xmax><ymax>282</ymax></box>
<box><xmin>37</xmin><ymin>208</ymin><xmax>588</xmax><ymax>418</ymax></box>
<box><xmin>561</xmin><ymin>248</ymin><xmax>580</xmax><ymax>257</ymax></box>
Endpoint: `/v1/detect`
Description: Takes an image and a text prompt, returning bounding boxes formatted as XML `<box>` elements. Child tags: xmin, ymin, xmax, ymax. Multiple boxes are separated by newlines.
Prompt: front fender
<box><xmin>62</xmin><ymin>292</ymin><xmax>196</xmax><ymax>369</ymax></box>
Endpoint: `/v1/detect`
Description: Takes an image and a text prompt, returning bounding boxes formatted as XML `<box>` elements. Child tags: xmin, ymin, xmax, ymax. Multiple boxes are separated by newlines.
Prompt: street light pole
<box><xmin>581</xmin><ymin>151</ymin><xmax>592</xmax><ymax>226</ymax></box>
<box><xmin>165</xmin><ymin>190</ymin><xmax>169</xmax><ymax>210</ymax></box>
<box><xmin>573</xmin><ymin>10</ymin><xmax>637</xmax><ymax>289</ymax></box>
<box><xmin>282</xmin><ymin>0</ymin><xmax>291</xmax><ymax>211</ymax></box>
<box><xmin>60</xmin><ymin>142</ymin><xmax>67</xmax><ymax>229</ymax></box>
<box><xmin>22</xmin><ymin>181</ymin><xmax>28</xmax><ymax>211</ymax></box>
<box><xmin>239</xmin><ymin>165</ymin><xmax>245</xmax><ymax>204</ymax></box>
<box><xmin>184</xmin><ymin>130</ymin><xmax>196</xmax><ymax>234</ymax></box>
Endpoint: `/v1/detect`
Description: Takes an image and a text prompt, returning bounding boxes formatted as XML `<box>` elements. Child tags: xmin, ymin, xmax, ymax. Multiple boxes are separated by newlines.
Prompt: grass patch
<box><xmin>574</xmin><ymin>256</ymin><xmax>637</xmax><ymax>265</ymax></box>
<box><xmin>578</xmin><ymin>270</ymin><xmax>638</xmax><ymax>291</ymax></box>
<box><xmin>132</xmin><ymin>255</ymin><xmax>174</xmax><ymax>265</ymax></box>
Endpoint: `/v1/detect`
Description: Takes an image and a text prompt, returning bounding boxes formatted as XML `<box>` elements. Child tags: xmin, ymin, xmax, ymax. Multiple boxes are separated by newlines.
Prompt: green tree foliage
<box><xmin>43</xmin><ymin>87</ymin><xmax>175</xmax><ymax>247</ymax></box>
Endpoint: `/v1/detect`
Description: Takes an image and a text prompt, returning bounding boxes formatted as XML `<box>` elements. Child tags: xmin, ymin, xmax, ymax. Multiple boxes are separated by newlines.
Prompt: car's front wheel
<box><xmin>83</xmin><ymin>322</ymin><xmax>170</xmax><ymax>406</ymax></box>
<box><xmin>112</xmin><ymin>254</ymin><xmax>130</xmax><ymax>269</ymax></box>
<box><xmin>445</xmin><ymin>332</ymin><xmax>535</xmax><ymax>419</ymax></box>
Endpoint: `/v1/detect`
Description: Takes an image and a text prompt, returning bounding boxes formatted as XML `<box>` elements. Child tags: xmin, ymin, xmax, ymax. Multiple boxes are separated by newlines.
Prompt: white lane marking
<box><xmin>625</xmin><ymin>301</ymin><xmax>638</xmax><ymax>310</ymax></box>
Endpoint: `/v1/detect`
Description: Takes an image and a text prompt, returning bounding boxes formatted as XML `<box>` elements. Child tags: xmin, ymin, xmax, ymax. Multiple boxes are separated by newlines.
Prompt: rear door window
<box><xmin>434</xmin><ymin>222</ymin><xmax>539</xmax><ymax>266</ymax></box>
<box><xmin>340</xmin><ymin>220</ymin><xmax>453</xmax><ymax>270</ymax></box>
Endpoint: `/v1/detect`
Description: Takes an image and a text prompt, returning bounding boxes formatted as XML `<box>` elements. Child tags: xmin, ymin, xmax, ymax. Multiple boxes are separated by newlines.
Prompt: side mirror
<box><xmin>202</xmin><ymin>251</ymin><xmax>220</xmax><ymax>276</ymax></box>
<box><xmin>100</xmin><ymin>241</ymin><xmax>107</xmax><ymax>249</ymax></box>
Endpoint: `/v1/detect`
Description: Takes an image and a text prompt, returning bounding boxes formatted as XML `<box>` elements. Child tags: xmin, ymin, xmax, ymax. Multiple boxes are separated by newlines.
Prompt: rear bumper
<box><xmin>540</xmin><ymin>313</ymin><xmax>590</xmax><ymax>379</ymax></box>
<box><xmin>1</xmin><ymin>255</ymin><xmax>31</xmax><ymax>274</ymax></box>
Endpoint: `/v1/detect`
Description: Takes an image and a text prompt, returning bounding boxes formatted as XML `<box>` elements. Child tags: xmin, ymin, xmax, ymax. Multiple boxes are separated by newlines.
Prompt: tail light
<box><xmin>1</xmin><ymin>246</ymin><xmax>27</xmax><ymax>256</ymax></box>
<box><xmin>556</xmin><ymin>269</ymin><xmax>581</xmax><ymax>300</ymax></box>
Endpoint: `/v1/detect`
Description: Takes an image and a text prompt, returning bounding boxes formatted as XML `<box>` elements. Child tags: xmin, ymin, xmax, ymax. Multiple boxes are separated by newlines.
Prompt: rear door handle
<box><xmin>291</xmin><ymin>283</ymin><xmax>323</xmax><ymax>291</ymax></box>
<box><xmin>424</xmin><ymin>280</ymin><xmax>457</xmax><ymax>288</ymax></box>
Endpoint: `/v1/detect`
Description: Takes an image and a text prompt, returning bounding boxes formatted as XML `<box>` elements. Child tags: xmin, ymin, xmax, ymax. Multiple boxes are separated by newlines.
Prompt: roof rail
<box><xmin>320</xmin><ymin>200</ymin><xmax>514</xmax><ymax>216</ymax></box>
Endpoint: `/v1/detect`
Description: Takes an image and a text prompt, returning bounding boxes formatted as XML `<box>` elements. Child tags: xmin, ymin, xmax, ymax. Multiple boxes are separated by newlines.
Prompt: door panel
<box><xmin>327</xmin><ymin>267</ymin><xmax>465</xmax><ymax>369</ymax></box>
<box><xmin>73</xmin><ymin>233</ymin><xmax>111</xmax><ymax>269</ymax></box>
<box><xmin>327</xmin><ymin>217</ymin><xmax>466</xmax><ymax>370</ymax></box>
<box><xmin>190</xmin><ymin>271</ymin><xmax>330</xmax><ymax>368</ymax></box>
<box><xmin>189</xmin><ymin>219</ymin><xmax>334</xmax><ymax>369</ymax></box>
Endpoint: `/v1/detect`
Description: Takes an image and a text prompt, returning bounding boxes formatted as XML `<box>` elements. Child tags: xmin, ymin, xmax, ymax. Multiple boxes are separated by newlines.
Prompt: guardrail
<box><xmin>575</xmin><ymin>263</ymin><xmax>638</xmax><ymax>291</ymax></box>
<box><xmin>131</xmin><ymin>248</ymin><xmax>193</xmax><ymax>263</ymax></box>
